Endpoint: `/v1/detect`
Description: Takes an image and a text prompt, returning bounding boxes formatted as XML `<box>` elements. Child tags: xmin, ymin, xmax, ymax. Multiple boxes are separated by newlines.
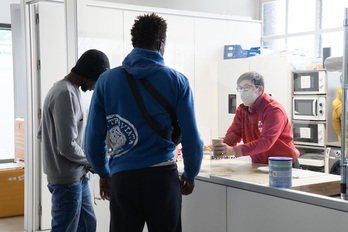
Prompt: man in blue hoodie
<box><xmin>85</xmin><ymin>13</ymin><xmax>203</xmax><ymax>232</ymax></box>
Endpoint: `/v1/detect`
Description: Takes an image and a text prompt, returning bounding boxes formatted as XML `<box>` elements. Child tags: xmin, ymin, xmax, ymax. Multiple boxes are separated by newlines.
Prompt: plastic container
<box><xmin>269</xmin><ymin>157</ymin><xmax>293</xmax><ymax>188</ymax></box>
<box><xmin>223</xmin><ymin>45</ymin><xmax>261</xmax><ymax>59</ymax></box>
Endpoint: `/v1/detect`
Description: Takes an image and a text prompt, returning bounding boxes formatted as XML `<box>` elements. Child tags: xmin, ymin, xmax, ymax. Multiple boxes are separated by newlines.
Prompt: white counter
<box><xmin>178</xmin><ymin>157</ymin><xmax>348</xmax><ymax>232</ymax></box>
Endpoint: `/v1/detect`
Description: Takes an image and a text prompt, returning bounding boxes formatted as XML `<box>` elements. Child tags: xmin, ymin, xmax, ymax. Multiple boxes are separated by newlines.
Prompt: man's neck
<box><xmin>64</xmin><ymin>73</ymin><xmax>81</xmax><ymax>87</ymax></box>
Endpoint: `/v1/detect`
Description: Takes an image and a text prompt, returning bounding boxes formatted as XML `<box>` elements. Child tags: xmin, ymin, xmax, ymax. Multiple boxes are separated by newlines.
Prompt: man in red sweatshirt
<box><xmin>213</xmin><ymin>71</ymin><xmax>300</xmax><ymax>167</ymax></box>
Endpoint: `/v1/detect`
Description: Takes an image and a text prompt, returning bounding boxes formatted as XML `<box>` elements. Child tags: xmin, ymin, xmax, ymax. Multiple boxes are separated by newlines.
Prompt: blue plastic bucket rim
<box><xmin>269</xmin><ymin>157</ymin><xmax>293</xmax><ymax>161</ymax></box>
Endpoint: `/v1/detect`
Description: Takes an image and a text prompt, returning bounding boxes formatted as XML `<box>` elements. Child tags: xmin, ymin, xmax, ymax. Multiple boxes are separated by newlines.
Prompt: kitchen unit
<box><xmin>292</xmin><ymin>70</ymin><xmax>341</xmax><ymax>173</ymax></box>
<box><xmin>87</xmin><ymin>157</ymin><xmax>344</xmax><ymax>232</ymax></box>
<box><xmin>178</xmin><ymin>157</ymin><xmax>345</xmax><ymax>232</ymax></box>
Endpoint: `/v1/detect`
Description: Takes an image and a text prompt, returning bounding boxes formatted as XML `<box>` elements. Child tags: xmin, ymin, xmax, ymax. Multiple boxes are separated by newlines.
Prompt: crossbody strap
<box><xmin>140</xmin><ymin>78</ymin><xmax>177</xmax><ymax>121</ymax></box>
<box><xmin>123</xmin><ymin>69</ymin><xmax>171</xmax><ymax>141</ymax></box>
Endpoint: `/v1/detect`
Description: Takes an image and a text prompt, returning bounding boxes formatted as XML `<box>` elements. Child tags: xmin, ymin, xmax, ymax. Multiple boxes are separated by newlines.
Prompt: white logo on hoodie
<box><xmin>107</xmin><ymin>114</ymin><xmax>138</xmax><ymax>158</ymax></box>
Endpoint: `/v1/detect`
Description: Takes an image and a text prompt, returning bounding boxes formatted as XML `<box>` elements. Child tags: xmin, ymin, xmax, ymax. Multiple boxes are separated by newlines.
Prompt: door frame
<box><xmin>21</xmin><ymin>0</ymin><xmax>77</xmax><ymax>231</ymax></box>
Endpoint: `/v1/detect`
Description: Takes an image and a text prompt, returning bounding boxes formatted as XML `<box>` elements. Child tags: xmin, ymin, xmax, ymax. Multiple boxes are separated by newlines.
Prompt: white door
<box><xmin>30</xmin><ymin>1</ymin><xmax>67</xmax><ymax>230</ymax></box>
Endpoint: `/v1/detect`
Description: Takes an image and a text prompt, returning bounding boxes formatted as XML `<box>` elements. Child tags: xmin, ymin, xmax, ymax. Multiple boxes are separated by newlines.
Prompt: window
<box><xmin>262</xmin><ymin>0</ymin><xmax>348</xmax><ymax>57</ymax></box>
<box><xmin>262</xmin><ymin>0</ymin><xmax>286</xmax><ymax>36</ymax></box>
<box><xmin>288</xmin><ymin>0</ymin><xmax>316</xmax><ymax>34</ymax></box>
<box><xmin>0</xmin><ymin>24</ymin><xmax>15</xmax><ymax>161</ymax></box>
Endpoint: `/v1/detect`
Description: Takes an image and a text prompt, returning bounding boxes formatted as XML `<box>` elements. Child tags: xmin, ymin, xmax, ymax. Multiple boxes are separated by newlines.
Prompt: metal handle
<box><xmin>312</xmin><ymin>99</ymin><xmax>317</xmax><ymax>116</ymax></box>
<box><xmin>341</xmin><ymin>7</ymin><xmax>348</xmax><ymax>200</ymax></box>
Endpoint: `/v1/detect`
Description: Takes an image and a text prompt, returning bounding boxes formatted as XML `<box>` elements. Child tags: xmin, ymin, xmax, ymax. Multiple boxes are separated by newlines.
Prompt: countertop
<box><xmin>177</xmin><ymin>156</ymin><xmax>341</xmax><ymax>196</ymax></box>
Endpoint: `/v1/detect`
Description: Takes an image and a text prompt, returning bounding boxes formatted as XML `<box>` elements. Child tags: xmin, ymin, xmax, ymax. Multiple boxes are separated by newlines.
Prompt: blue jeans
<box><xmin>47</xmin><ymin>175</ymin><xmax>96</xmax><ymax>232</ymax></box>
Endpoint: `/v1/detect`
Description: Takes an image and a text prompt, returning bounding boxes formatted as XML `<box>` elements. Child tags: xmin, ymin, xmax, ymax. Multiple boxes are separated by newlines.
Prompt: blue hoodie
<box><xmin>85</xmin><ymin>48</ymin><xmax>203</xmax><ymax>182</ymax></box>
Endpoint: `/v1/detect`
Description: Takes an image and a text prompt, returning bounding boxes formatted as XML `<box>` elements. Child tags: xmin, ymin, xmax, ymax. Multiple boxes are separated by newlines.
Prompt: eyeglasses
<box><xmin>236</xmin><ymin>84</ymin><xmax>257</xmax><ymax>92</ymax></box>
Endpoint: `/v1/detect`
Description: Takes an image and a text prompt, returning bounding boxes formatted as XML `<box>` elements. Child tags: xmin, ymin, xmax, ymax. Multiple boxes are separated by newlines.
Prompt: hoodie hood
<box><xmin>122</xmin><ymin>48</ymin><xmax>165</xmax><ymax>79</ymax></box>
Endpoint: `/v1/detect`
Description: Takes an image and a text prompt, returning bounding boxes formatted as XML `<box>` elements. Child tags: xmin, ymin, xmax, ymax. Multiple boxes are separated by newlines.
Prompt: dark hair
<box><xmin>131</xmin><ymin>13</ymin><xmax>167</xmax><ymax>49</ymax></box>
<box><xmin>237</xmin><ymin>71</ymin><xmax>265</xmax><ymax>92</ymax></box>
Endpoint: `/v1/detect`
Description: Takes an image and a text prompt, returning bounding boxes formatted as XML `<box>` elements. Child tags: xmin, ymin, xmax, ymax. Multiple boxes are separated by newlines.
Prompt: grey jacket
<box><xmin>38</xmin><ymin>79</ymin><xmax>88</xmax><ymax>184</ymax></box>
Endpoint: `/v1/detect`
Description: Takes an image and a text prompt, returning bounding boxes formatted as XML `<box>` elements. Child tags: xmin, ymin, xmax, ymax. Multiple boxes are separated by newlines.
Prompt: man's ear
<box><xmin>157</xmin><ymin>41</ymin><xmax>162</xmax><ymax>51</ymax></box>
<box><xmin>257</xmin><ymin>86</ymin><xmax>264</xmax><ymax>95</ymax></box>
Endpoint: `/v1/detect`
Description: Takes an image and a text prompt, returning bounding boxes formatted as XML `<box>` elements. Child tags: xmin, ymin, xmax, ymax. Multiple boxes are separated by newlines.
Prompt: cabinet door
<box><xmin>218</xmin><ymin>59</ymin><xmax>250</xmax><ymax>137</ymax></box>
<box><xmin>227</xmin><ymin>187</ymin><xmax>348</xmax><ymax>232</ymax></box>
<box><xmin>182</xmin><ymin>180</ymin><xmax>227</xmax><ymax>232</ymax></box>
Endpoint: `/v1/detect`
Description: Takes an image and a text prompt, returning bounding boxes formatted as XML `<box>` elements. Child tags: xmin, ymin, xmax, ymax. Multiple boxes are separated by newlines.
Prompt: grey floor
<box><xmin>0</xmin><ymin>215</ymin><xmax>51</xmax><ymax>232</ymax></box>
<box><xmin>0</xmin><ymin>215</ymin><xmax>24</xmax><ymax>232</ymax></box>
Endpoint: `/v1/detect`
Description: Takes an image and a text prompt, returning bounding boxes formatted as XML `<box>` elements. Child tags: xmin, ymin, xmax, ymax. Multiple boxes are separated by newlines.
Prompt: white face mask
<box><xmin>240</xmin><ymin>89</ymin><xmax>258</xmax><ymax>106</ymax></box>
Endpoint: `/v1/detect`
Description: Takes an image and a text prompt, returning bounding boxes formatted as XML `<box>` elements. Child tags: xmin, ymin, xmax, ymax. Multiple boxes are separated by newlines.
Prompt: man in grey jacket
<box><xmin>37</xmin><ymin>49</ymin><xmax>110</xmax><ymax>232</ymax></box>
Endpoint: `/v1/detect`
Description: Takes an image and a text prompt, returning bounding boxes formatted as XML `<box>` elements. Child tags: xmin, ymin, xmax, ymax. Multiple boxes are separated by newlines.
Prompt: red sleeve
<box><xmin>223</xmin><ymin>106</ymin><xmax>243</xmax><ymax>146</ymax></box>
<box><xmin>237</xmin><ymin>107</ymin><xmax>287</xmax><ymax>157</ymax></box>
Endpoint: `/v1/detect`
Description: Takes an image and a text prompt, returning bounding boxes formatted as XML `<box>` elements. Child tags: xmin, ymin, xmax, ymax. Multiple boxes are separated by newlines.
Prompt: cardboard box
<box><xmin>15</xmin><ymin>118</ymin><xmax>24</xmax><ymax>161</ymax></box>
<box><xmin>0</xmin><ymin>165</ymin><xmax>24</xmax><ymax>218</ymax></box>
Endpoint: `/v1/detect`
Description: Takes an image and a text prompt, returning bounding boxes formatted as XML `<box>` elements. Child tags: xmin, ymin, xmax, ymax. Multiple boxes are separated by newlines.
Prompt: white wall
<box><xmin>0</xmin><ymin>0</ymin><xmax>20</xmax><ymax>24</ymax></box>
<box><xmin>94</xmin><ymin>0</ymin><xmax>260</xmax><ymax>20</ymax></box>
<box><xmin>0</xmin><ymin>0</ymin><xmax>260</xmax><ymax>24</ymax></box>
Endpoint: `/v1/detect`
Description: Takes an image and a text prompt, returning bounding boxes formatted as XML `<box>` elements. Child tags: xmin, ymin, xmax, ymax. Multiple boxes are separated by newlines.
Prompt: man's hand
<box><xmin>100</xmin><ymin>176</ymin><xmax>111</xmax><ymax>201</ymax></box>
<box><xmin>213</xmin><ymin>143</ymin><xmax>238</xmax><ymax>157</ymax></box>
<box><xmin>85</xmin><ymin>165</ymin><xmax>95</xmax><ymax>174</ymax></box>
<box><xmin>180</xmin><ymin>175</ymin><xmax>195</xmax><ymax>195</ymax></box>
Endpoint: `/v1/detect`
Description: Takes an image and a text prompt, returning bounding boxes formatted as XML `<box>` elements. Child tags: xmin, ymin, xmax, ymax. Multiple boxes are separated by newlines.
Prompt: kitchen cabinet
<box><xmin>226</xmin><ymin>187</ymin><xmax>347</xmax><ymax>232</ymax></box>
<box><xmin>178</xmin><ymin>158</ymin><xmax>348</xmax><ymax>232</ymax></box>
<box><xmin>182</xmin><ymin>180</ymin><xmax>227</xmax><ymax>232</ymax></box>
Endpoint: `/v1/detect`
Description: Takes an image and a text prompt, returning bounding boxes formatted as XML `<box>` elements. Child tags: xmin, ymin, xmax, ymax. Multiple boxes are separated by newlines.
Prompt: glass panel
<box><xmin>321</xmin><ymin>0</ymin><xmax>348</xmax><ymax>29</ymax></box>
<box><xmin>262</xmin><ymin>0</ymin><xmax>286</xmax><ymax>36</ymax></box>
<box><xmin>287</xmin><ymin>35</ymin><xmax>315</xmax><ymax>57</ymax></box>
<box><xmin>294</xmin><ymin>100</ymin><xmax>314</xmax><ymax>116</ymax></box>
<box><xmin>320</xmin><ymin>31</ymin><xmax>344</xmax><ymax>57</ymax></box>
<box><xmin>293</xmin><ymin>123</ymin><xmax>319</xmax><ymax>143</ymax></box>
<box><xmin>0</xmin><ymin>29</ymin><xmax>14</xmax><ymax>160</ymax></box>
<box><xmin>263</xmin><ymin>39</ymin><xmax>286</xmax><ymax>51</ymax></box>
<box><xmin>294</xmin><ymin>72</ymin><xmax>319</xmax><ymax>91</ymax></box>
<box><xmin>288</xmin><ymin>0</ymin><xmax>316</xmax><ymax>33</ymax></box>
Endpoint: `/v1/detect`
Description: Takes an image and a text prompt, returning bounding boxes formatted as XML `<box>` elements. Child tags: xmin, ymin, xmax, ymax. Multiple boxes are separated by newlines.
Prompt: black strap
<box><xmin>123</xmin><ymin>69</ymin><xmax>172</xmax><ymax>141</ymax></box>
<box><xmin>141</xmin><ymin>78</ymin><xmax>176</xmax><ymax>120</ymax></box>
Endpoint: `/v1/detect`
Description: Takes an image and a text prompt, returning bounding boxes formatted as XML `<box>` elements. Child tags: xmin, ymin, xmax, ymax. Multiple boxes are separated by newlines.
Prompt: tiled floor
<box><xmin>0</xmin><ymin>216</ymin><xmax>51</xmax><ymax>232</ymax></box>
<box><xmin>0</xmin><ymin>215</ymin><xmax>24</xmax><ymax>232</ymax></box>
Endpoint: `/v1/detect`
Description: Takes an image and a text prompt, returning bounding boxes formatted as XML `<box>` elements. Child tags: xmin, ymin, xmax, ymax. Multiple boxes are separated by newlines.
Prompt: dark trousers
<box><xmin>110</xmin><ymin>164</ymin><xmax>182</xmax><ymax>232</ymax></box>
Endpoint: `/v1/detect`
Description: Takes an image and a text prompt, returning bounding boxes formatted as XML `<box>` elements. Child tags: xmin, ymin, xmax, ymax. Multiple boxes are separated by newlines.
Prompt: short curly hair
<box><xmin>131</xmin><ymin>13</ymin><xmax>167</xmax><ymax>48</ymax></box>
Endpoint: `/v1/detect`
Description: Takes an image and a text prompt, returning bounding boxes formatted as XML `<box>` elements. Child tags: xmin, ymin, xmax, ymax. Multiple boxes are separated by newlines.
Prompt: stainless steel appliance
<box><xmin>293</xmin><ymin>70</ymin><xmax>327</xmax><ymax>94</ymax></box>
<box><xmin>326</xmin><ymin>143</ymin><xmax>342</xmax><ymax>175</ymax></box>
<box><xmin>293</xmin><ymin>96</ymin><xmax>326</xmax><ymax>121</ymax></box>
<box><xmin>292</xmin><ymin>121</ymin><xmax>325</xmax><ymax>146</ymax></box>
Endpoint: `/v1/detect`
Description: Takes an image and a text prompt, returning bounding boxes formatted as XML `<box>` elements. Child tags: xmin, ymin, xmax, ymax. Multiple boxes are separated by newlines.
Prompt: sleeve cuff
<box><xmin>183</xmin><ymin>172</ymin><xmax>195</xmax><ymax>182</ymax></box>
<box><xmin>234</xmin><ymin>145</ymin><xmax>243</xmax><ymax>157</ymax></box>
<box><xmin>99</xmin><ymin>172</ymin><xmax>110</xmax><ymax>179</ymax></box>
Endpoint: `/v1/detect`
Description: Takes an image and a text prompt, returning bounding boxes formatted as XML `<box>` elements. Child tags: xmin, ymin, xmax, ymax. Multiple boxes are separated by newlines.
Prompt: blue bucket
<box><xmin>269</xmin><ymin>157</ymin><xmax>293</xmax><ymax>188</ymax></box>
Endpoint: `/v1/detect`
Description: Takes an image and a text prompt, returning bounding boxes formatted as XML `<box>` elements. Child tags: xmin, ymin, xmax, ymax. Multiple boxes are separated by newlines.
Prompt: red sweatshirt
<box><xmin>223</xmin><ymin>93</ymin><xmax>299</xmax><ymax>164</ymax></box>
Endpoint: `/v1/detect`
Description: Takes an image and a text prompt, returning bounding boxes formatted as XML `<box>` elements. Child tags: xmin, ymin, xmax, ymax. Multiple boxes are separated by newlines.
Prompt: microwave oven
<box><xmin>293</xmin><ymin>96</ymin><xmax>326</xmax><ymax>121</ymax></box>
<box><xmin>293</xmin><ymin>70</ymin><xmax>327</xmax><ymax>94</ymax></box>
<box><xmin>292</xmin><ymin>121</ymin><xmax>325</xmax><ymax>146</ymax></box>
